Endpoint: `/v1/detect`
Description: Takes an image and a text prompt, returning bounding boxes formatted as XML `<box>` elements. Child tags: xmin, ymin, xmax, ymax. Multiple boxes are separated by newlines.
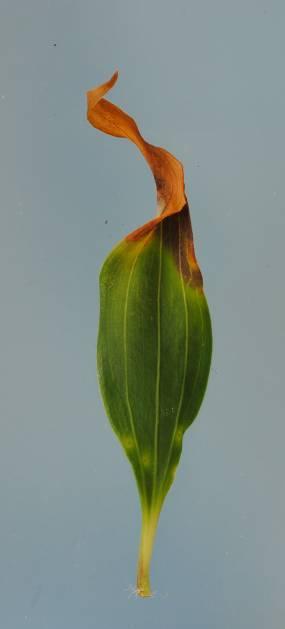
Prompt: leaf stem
<box><xmin>136</xmin><ymin>505</ymin><xmax>161</xmax><ymax>597</ymax></box>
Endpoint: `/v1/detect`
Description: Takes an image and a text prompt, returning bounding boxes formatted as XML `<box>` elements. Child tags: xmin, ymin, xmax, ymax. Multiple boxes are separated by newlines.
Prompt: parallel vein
<box><xmin>123</xmin><ymin>242</ymin><xmax>148</xmax><ymax>505</ymax></box>
<box><xmin>152</xmin><ymin>223</ymin><xmax>163</xmax><ymax>504</ymax></box>
<box><xmin>160</xmin><ymin>214</ymin><xmax>189</xmax><ymax>493</ymax></box>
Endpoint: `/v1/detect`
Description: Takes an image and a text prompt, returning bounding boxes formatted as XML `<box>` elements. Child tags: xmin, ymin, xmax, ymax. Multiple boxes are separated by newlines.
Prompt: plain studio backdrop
<box><xmin>0</xmin><ymin>1</ymin><xmax>284</xmax><ymax>627</ymax></box>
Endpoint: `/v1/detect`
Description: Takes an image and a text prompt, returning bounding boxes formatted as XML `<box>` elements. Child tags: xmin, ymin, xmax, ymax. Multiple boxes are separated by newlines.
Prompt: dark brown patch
<box><xmin>162</xmin><ymin>203</ymin><xmax>203</xmax><ymax>287</ymax></box>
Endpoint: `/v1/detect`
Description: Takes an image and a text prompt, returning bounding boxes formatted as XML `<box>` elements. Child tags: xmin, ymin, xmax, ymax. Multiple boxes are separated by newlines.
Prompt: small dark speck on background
<box><xmin>104</xmin><ymin>219</ymin><xmax>108</xmax><ymax>224</ymax></box>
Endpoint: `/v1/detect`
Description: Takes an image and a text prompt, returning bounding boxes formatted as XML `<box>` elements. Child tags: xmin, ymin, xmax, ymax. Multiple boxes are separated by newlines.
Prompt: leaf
<box><xmin>86</xmin><ymin>72</ymin><xmax>212</xmax><ymax>597</ymax></box>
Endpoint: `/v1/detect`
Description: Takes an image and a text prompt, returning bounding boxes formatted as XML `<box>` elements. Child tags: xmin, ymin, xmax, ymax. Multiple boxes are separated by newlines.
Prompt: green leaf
<box><xmin>86</xmin><ymin>72</ymin><xmax>212</xmax><ymax>597</ymax></box>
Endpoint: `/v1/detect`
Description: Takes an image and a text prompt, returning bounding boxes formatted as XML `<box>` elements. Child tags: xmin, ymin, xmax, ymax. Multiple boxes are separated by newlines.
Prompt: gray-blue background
<box><xmin>1</xmin><ymin>1</ymin><xmax>284</xmax><ymax>627</ymax></box>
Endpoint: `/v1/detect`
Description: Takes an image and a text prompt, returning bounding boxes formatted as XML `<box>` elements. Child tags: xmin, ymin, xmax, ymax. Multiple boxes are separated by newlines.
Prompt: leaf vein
<box><xmin>152</xmin><ymin>223</ymin><xmax>163</xmax><ymax>503</ymax></box>
<box><xmin>160</xmin><ymin>214</ymin><xmax>189</xmax><ymax>492</ymax></box>
<box><xmin>124</xmin><ymin>241</ymin><xmax>148</xmax><ymax>505</ymax></box>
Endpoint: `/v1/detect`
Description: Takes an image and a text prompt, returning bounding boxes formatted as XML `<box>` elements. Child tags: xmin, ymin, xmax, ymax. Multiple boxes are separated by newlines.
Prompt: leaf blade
<box><xmin>88</xmin><ymin>73</ymin><xmax>212</xmax><ymax>596</ymax></box>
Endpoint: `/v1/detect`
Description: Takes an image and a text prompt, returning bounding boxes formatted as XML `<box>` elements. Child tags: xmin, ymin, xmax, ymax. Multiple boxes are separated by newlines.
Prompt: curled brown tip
<box><xmin>86</xmin><ymin>72</ymin><xmax>186</xmax><ymax>217</ymax></box>
<box><xmin>86</xmin><ymin>72</ymin><xmax>202</xmax><ymax>287</ymax></box>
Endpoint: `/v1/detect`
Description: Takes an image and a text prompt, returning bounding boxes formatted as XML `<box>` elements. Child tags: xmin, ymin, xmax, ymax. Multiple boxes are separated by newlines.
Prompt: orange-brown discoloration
<box><xmin>87</xmin><ymin>72</ymin><xmax>185</xmax><ymax>217</ymax></box>
<box><xmin>87</xmin><ymin>72</ymin><xmax>203</xmax><ymax>288</ymax></box>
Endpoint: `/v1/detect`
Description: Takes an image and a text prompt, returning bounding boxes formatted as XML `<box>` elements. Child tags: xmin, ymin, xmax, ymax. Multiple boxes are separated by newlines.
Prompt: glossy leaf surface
<box><xmin>86</xmin><ymin>73</ymin><xmax>212</xmax><ymax>597</ymax></box>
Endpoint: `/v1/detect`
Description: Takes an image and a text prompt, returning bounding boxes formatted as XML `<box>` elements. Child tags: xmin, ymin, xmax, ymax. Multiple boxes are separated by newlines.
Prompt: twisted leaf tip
<box><xmin>86</xmin><ymin>74</ymin><xmax>186</xmax><ymax>214</ymax></box>
<box><xmin>87</xmin><ymin>72</ymin><xmax>202</xmax><ymax>287</ymax></box>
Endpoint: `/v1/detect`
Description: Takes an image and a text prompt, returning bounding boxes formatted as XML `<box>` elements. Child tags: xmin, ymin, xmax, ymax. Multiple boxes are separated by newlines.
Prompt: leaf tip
<box><xmin>86</xmin><ymin>70</ymin><xmax>119</xmax><ymax>122</ymax></box>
